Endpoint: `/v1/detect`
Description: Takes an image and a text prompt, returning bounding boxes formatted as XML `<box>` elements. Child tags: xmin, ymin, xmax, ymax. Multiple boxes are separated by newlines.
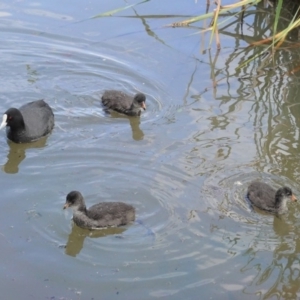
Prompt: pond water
<box><xmin>1</xmin><ymin>1</ymin><xmax>300</xmax><ymax>299</ymax></box>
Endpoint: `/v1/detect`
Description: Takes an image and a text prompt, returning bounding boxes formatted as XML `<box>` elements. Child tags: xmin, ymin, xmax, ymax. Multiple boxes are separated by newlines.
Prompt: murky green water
<box><xmin>1</xmin><ymin>1</ymin><xmax>300</xmax><ymax>299</ymax></box>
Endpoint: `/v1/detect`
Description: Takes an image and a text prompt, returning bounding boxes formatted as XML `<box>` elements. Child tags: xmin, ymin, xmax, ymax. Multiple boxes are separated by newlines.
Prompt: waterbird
<box><xmin>0</xmin><ymin>99</ymin><xmax>54</xmax><ymax>143</ymax></box>
<box><xmin>63</xmin><ymin>191</ymin><xmax>136</xmax><ymax>229</ymax></box>
<box><xmin>247</xmin><ymin>181</ymin><xmax>297</xmax><ymax>214</ymax></box>
<box><xmin>101</xmin><ymin>90</ymin><xmax>146</xmax><ymax>116</ymax></box>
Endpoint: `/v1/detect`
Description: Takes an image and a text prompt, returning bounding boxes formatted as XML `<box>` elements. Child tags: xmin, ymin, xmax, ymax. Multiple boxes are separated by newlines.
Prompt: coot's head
<box><xmin>133</xmin><ymin>93</ymin><xmax>146</xmax><ymax>111</ymax></box>
<box><xmin>63</xmin><ymin>191</ymin><xmax>85</xmax><ymax>210</ymax></box>
<box><xmin>0</xmin><ymin>108</ymin><xmax>25</xmax><ymax>130</ymax></box>
<box><xmin>275</xmin><ymin>186</ymin><xmax>297</xmax><ymax>207</ymax></box>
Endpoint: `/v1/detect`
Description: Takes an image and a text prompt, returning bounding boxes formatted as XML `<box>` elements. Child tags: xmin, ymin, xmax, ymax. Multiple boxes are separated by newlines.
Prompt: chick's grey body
<box><xmin>2</xmin><ymin>100</ymin><xmax>54</xmax><ymax>143</ymax></box>
<box><xmin>247</xmin><ymin>181</ymin><xmax>296</xmax><ymax>214</ymax></box>
<box><xmin>64</xmin><ymin>191</ymin><xmax>135</xmax><ymax>229</ymax></box>
<box><xmin>102</xmin><ymin>90</ymin><xmax>146</xmax><ymax>116</ymax></box>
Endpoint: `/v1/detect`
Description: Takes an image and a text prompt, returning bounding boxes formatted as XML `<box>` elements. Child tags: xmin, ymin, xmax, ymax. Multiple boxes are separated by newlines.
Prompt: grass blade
<box><xmin>92</xmin><ymin>0</ymin><xmax>149</xmax><ymax>18</ymax></box>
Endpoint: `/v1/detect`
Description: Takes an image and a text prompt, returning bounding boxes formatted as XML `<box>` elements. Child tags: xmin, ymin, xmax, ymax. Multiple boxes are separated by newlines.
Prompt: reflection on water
<box><xmin>129</xmin><ymin>117</ymin><xmax>144</xmax><ymax>141</ymax></box>
<box><xmin>105</xmin><ymin>111</ymin><xmax>144</xmax><ymax>141</ymax></box>
<box><xmin>65</xmin><ymin>223</ymin><xmax>126</xmax><ymax>257</ymax></box>
<box><xmin>240</xmin><ymin>210</ymin><xmax>300</xmax><ymax>299</ymax></box>
<box><xmin>272</xmin><ymin>214</ymin><xmax>292</xmax><ymax>237</ymax></box>
<box><xmin>2</xmin><ymin>137</ymin><xmax>48</xmax><ymax>174</ymax></box>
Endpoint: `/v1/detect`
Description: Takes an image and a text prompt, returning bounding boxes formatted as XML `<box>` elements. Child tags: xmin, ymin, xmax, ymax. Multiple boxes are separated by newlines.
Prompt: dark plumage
<box><xmin>0</xmin><ymin>100</ymin><xmax>54</xmax><ymax>143</ymax></box>
<box><xmin>102</xmin><ymin>90</ymin><xmax>146</xmax><ymax>116</ymax></box>
<box><xmin>63</xmin><ymin>191</ymin><xmax>135</xmax><ymax>229</ymax></box>
<box><xmin>247</xmin><ymin>181</ymin><xmax>297</xmax><ymax>214</ymax></box>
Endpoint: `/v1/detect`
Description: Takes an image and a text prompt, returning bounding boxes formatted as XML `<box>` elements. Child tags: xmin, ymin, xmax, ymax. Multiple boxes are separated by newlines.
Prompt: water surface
<box><xmin>1</xmin><ymin>1</ymin><xmax>300</xmax><ymax>299</ymax></box>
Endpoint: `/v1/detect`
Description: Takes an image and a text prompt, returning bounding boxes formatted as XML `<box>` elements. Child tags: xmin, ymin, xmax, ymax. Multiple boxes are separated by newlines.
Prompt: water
<box><xmin>1</xmin><ymin>1</ymin><xmax>300</xmax><ymax>299</ymax></box>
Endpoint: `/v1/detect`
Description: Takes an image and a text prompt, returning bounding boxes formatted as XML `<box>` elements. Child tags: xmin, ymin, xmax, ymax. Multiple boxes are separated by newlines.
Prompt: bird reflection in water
<box><xmin>64</xmin><ymin>224</ymin><xmax>126</xmax><ymax>257</ymax></box>
<box><xmin>2</xmin><ymin>137</ymin><xmax>48</xmax><ymax>174</ymax></box>
<box><xmin>107</xmin><ymin>111</ymin><xmax>144</xmax><ymax>141</ymax></box>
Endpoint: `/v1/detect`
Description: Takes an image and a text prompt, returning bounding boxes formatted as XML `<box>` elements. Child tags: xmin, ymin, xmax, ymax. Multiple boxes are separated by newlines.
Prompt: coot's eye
<box><xmin>8</xmin><ymin>116</ymin><xmax>12</xmax><ymax>120</ymax></box>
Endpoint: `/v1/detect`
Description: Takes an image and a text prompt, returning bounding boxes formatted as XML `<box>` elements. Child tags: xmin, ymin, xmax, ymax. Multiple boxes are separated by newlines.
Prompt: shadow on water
<box><xmin>2</xmin><ymin>137</ymin><xmax>48</xmax><ymax>174</ymax></box>
<box><xmin>64</xmin><ymin>223</ymin><xmax>126</xmax><ymax>257</ymax></box>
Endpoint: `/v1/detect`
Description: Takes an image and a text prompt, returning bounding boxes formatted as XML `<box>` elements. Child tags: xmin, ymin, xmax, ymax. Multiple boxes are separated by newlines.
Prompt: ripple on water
<box><xmin>31</xmin><ymin>150</ymin><xmax>193</xmax><ymax>265</ymax></box>
<box><xmin>199</xmin><ymin>165</ymin><xmax>300</xmax><ymax>253</ymax></box>
<box><xmin>0</xmin><ymin>22</ymin><xmax>229</xmax><ymax>296</ymax></box>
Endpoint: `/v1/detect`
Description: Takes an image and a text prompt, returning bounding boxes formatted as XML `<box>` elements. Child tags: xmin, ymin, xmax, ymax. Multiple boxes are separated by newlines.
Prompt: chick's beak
<box><xmin>63</xmin><ymin>203</ymin><xmax>69</xmax><ymax>209</ymax></box>
<box><xmin>291</xmin><ymin>194</ymin><xmax>297</xmax><ymax>202</ymax></box>
<box><xmin>141</xmin><ymin>102</ymin><xmax>146</xmax><ymax>110</ymax></box>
